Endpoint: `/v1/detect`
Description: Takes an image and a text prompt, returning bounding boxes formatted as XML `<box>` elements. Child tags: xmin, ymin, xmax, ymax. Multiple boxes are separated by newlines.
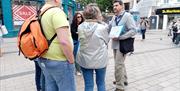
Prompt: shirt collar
<box><xmin>116</xmin><ymin>10</ymin><xmax>125</xmax><ymax>17</ymax></box>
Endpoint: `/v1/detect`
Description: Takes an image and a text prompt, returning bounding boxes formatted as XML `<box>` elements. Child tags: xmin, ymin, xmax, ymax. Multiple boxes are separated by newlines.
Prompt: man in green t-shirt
<box><xmin>37</xmin><ymin>0</ymin><xmax>76</xmax><ymax>91</ymax></box>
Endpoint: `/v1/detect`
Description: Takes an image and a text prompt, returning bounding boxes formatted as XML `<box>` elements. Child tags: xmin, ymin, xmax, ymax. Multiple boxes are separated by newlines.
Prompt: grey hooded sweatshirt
<box><xmin>77</xmin><ymin>20</ymin><xmax>109</xmax><ymax>69</ymax></box>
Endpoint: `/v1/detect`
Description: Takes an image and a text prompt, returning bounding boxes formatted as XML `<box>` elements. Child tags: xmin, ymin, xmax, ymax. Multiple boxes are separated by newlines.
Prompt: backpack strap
<box><xmin>38</xmin><ymin>6</ymin><xmax>57</xmax><ymax>46</ymax></box>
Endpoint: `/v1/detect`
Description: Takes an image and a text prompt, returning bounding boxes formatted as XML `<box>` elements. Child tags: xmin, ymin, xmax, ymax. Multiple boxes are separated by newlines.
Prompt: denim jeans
<box><xmin>34</xmin><ymin>60</ymin><xmax>45</xmax><ymax>91</ymax></box>
<box><xmin>81</xmin><ymin>67</ymin><xmax>106</xmax><ymax>91</ymax></box>
<box><xmin>141</xmin><ymin>29</ymin><xmax>146</xmax><ymax>39</ymax></box>
<box><xmin>172</xmin><ymin>32</ymin><xmax>177</xmax><ymax>42</ymax></box>
<box><xmin>73</xmin><ymin>40</ymin><xmax>81</xmax><ymax>72</ymax></box>
<box><xmin>38</xmin><ymin>58</ymin><xmax>76</xmax><ymax>91</ymax></box>
<box><xmin>175</xmin><ymin>33</ymin><xmax>180</xmax><ymax>44</ymax></box>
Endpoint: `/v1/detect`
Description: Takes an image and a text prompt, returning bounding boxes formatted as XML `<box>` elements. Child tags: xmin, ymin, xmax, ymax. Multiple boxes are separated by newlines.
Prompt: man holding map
<box><xmin>109</xmin><ymin>0</ymin><xmax>137</xmax><ymax>91</ymax></box>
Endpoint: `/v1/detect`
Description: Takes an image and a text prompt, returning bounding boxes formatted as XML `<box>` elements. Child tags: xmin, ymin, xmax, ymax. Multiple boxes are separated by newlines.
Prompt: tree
<box><xmin>76</xmin><ymin>0</ymin><xmax>113</xmax><ymax>12</ymax></box>
<box><xmin>96</xmin><ymin>0</ymin><xmax>113</xmax><ymax>12</ymax></box>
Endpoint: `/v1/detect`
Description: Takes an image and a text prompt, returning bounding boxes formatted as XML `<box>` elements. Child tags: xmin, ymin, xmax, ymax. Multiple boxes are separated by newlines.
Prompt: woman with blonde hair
<box><xmin>77</xmin><ymin>3</ymin><xmax>109</xmax><ymax>91</ymax></box>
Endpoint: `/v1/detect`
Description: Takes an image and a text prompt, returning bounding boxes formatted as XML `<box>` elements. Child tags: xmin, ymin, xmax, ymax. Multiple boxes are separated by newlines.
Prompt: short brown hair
<box><xmin>83</xmin><ymin>3</ymin><xmax>102</xmax><ymax>19</ymax></box>
<box><xmin>113</xmin><ymin>0</ymin><xmax>123</xmax><ymax>5</ymax></box>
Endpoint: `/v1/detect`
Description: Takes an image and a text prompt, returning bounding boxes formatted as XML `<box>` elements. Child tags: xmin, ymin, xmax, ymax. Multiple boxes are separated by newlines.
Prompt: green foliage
<box><xmin>96</xmin><ymin>0</ymin><xmax>113</xmax><ymax>12</ymax></box>
<box><xmin>76</xmin><ymin>0</ymin><xmax>113</xmax><ymax>12</ymax></box>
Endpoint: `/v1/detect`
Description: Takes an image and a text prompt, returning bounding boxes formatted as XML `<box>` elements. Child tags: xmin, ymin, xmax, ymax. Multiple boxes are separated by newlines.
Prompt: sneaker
<box><xmin>113</xmin><ymin>81</ymin><xmax>116</xmax><ymax>84</ymax></box>
<box><xmin>76</xmin><ymin>72</ymin><xmax>82</xmax><ymax>76</ymax></box>
<box><xmin>115</xmin><ymin>88</ymin><xmax>124</xmax><ymax>91</ymax></box>
<box><xmin>113</xmin><ymin>81</ymin><xmax>128</xmax><ymax>86</ymax></box>
<box><xmin>124</xmin><ymin>82</ymin><xmax>128</xmax><ymax>86</ymax></box>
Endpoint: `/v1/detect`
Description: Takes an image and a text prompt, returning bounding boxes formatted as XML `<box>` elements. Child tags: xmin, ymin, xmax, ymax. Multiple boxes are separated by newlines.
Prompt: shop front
<box><xmin>156</xmin><ymin>7</ymin><xmax>180</xmax><ymax>30</ymax></box>
<box><xmin>1</xmin><ymin>0</ymin><xmax>76</xmax><ymax>37</ymax></box>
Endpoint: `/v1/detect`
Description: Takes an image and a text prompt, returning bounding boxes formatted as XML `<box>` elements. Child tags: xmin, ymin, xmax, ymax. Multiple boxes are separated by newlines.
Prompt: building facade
<box><xmin>156</xmin><ymin>0</ymin><xmax>180</xmax><ymax>30</ymax></box>
<box><xmin>125</xmin><ymin>0</ymin><xmax>180</xmax><ymax>30</ymax></box>
<box><xmin>0</xmin><ymin>0</ymin><xmax>76</xmax><ymax>37</ymax></box>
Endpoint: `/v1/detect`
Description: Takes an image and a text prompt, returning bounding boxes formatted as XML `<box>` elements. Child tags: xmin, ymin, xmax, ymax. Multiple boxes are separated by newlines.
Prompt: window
<box><xmin>164</xmin><ymin>0</ymin><xmax>169</xmax><ymax>3</ymax></box>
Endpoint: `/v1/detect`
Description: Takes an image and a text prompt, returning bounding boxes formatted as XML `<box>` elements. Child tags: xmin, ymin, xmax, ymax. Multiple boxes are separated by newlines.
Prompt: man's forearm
<box><xmin>60</xmin><ymin>40</ymin><xmax>74</xmax><ymax>64</ymax></box>
<box><xmin>56</xmin><ymin>27</ymin><xmax>74</xmax><ymax>64</ymax></box>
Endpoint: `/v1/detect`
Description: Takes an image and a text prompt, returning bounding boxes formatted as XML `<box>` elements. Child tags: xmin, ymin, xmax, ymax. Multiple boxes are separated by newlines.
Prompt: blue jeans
<box><xmin>38</xmin><ymin>58</ymin><xmax>76</xmax><ymax>91</ymax></box>
<box><xmin>34</xmin><ymin>61</ymin><xmax>45</xmax><ymax>91</ymax></box>
<box><xmin>141</xmin><ymin>29</ymin><xmax>146</xmax><ymax>39</ymax></box>
<box><xmin>73</xmin><ymin>40</ymin><xmax>81</xmax><ymax>72</ymax></box>
<box><xmin>81</xmin><ymin>67</ymin><xmax>106</xmax><ymax>91</ymax></box>
<box><xmin>175</xmin><ymin>33</ymin><xmax>180</xmax><ymax>44</ymax></box>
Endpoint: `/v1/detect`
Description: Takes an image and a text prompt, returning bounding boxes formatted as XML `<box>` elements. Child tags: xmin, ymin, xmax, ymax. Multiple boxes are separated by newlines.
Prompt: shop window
<box><xmin>124</xmin><ymin>3</ymin><xmax>130</xmax><ymax>12</ymax></box>
<box><xmin>164</xmin><ymin>0</ymin><xmax>169</xmax><ymax>3</ymax></box>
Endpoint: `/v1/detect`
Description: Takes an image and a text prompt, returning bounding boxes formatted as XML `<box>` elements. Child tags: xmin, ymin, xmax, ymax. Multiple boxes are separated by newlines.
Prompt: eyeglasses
<box><xmin>77</xmin><ymin>16</ymin><xmax>82</xmax><ymax>18</ymax></box>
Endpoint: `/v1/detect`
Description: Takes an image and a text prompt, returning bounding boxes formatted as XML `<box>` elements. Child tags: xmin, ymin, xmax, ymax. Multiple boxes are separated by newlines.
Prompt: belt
<box><xmin>39</xmin><ymin>57</ymin><xmax>51</xmax><ymax>60</ymax></box>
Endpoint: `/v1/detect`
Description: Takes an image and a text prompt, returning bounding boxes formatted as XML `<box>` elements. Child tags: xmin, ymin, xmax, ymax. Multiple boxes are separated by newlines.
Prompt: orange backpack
<box><xmin>17</xmin><ymin>7</ymin><xmax>57</xmax><ymax>60</ymax></box>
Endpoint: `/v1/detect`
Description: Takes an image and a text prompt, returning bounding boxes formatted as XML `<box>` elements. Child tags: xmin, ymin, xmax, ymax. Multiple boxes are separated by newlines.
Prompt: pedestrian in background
<box><xmin>0</xmin><ymin>24</ymin><xmax>7</xmax><ymax>57</ymax></box>
<box><xmin>168</xmin><ymin>20</ymin><xmax>174</xmax><ymax>36</ymax></box>
<box><xmin>174</xmin><ymin>19</ymin><xmax>180</xmax><ymax>45</ymax></box>
<box><xmin>140</xmin><ymin>17</ymin><xmax>148</xmax><ymax>40</ymax></box>
<box><xmin>71</xmin><ymin>12</ymin><xmax>84</xmax><ymax>75</ymax></box>
<box><xmin>37</xmin><ymin>0</ymin><xmax>76</xmax><ymax>91</ymax></box>
<box><xmin>172</xmin><ymin>20</ymin><xmax>178</xmax><ymax>43</ymax></box>
<box><xmin>77</xmin><ymin>3</ymin><xmax>109</xmax><ymax>91</ymax></box>
<box><xmin>109</xmin><ymin>0</ymin><xmax>136</xmax><ymax>91</ymax></box>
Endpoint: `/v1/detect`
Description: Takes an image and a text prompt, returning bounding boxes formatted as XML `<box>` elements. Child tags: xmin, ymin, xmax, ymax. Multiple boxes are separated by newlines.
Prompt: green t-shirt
<box><xmin>41</xmin><ymin>7</ymin><xmax>73</xmax><ymax>61</ymax></box>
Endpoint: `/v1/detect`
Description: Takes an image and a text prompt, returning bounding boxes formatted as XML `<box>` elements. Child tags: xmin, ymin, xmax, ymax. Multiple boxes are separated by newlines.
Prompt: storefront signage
<box><xmin>156</xmin><ymin>7</ymin><xmax>180</xmax><ymax>15</ymax></box>
<box><xmin>13</xmin><ymin>5</ymin><xmax>36</xmax><ymax>21</ymax></box>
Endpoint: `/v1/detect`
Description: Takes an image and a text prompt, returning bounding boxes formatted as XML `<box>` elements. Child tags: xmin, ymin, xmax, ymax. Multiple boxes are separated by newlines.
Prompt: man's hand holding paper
<box><xmin>109</xmin><ymin>25</ymin><xmax>124</xmax><ymax>39</ymax></box>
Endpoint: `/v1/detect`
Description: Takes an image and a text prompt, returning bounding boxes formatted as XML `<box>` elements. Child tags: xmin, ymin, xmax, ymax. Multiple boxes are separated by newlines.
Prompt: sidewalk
<box><xmin>0</xmin><ymin>30</ymin><xmax>179</xmax><ymax>91</ymax></box>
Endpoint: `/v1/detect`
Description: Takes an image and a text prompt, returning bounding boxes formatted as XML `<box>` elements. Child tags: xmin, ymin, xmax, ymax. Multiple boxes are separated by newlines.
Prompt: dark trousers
<box><xmin>172</xmin><ymin>32</ymin><xmax>177</xmax><ymax>42</ymax></box>
<box><xmin>175</xmin><ymin>33</ymin><xmax>180</xmax><ymax>44</ymax></box>
<box><xmin>34</xmin><ymin>61</ymin><xmax>45</xmax><ymax>91</ymax></box>
<box><xmin>141</xmin><ymin>29</ymin><xmax>146</xmax><ymax>39</ymax></box>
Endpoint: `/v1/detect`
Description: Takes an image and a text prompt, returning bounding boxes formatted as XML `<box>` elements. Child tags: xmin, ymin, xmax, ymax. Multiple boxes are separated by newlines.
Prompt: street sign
<box><xmin>156</xmin><ymin>7</ymin><xmax>180</xmax><ymax>15</ymax></box>
<box><xmin>13</xmin><ymin>5</ymin><xmax>36</xmax><ymax>21</ymax></box>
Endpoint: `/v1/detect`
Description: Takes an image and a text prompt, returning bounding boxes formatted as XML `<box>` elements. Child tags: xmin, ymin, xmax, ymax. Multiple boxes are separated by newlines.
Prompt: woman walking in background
<box><xmin>140</xmin><ymin>18</ymin><xmax>148</xmax><ymax>40</ymax></box>
<box><xmin>77</xmin><ymin>3</ymin><xmax>109</xmax><ymax>91</ymax></box>
<box><xmin>71</xmin><ymin>12</ymin><xmax>84</xmax><ymax>75</ymax></box>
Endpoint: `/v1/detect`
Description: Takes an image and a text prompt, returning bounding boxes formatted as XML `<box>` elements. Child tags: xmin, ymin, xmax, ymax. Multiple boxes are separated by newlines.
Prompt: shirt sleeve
<box><xmin>101</xmin><ymin>24</ymin><xmax>110</xmax><ymax>45</ymax></box>
<box><xmin>119</xmin><ymin>13</ymin><xmax>137</xmax><ymax>40</ymax></box>
<box><xmin>52</xmin><ymin>9</ymin><xmax>70</xmax><ymax>30</ymax></box>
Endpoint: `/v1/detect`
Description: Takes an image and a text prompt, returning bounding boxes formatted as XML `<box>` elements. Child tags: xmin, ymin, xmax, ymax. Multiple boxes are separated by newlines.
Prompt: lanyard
<box><xmin>115</xmin><ymin>12</ymin><xmax>125</xmax><ymax>26</ymax></box>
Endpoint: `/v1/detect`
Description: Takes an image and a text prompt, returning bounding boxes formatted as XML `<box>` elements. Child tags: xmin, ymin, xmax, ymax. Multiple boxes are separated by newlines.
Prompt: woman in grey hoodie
<box><xmin>77</xmin><ymin>3</ymin><xmax>109</xmax><ymax>91</ymax></box>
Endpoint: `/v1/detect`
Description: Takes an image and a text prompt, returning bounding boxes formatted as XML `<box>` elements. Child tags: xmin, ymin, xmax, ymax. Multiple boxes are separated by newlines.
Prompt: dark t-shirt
<box><xmin>70</xmin><ymin>24</ymin><xmax>78</xmax><ymax>41</ymax></box>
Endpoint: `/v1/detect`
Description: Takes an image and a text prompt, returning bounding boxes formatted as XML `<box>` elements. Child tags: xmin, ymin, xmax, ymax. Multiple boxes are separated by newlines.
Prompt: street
<box><xmin>0</xmin><ymin>30</ymin><xmax>180</xmax><ymax>91</ymax></box>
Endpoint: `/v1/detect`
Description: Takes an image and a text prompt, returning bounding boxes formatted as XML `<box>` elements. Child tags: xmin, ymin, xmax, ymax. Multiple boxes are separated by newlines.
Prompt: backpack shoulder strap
<box><xmin>38</xmin><ymin>6</ymin><xmax>58</xmax><ymax>46</ymax></box>
<box><xmin>39</xmin><ymin>6</ymin><xmax>57</xmax><ymax>17</ymax></box>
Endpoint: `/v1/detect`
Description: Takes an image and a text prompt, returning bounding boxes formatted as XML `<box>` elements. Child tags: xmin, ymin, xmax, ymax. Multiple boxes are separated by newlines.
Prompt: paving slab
<box><xmin>0</xmin><ymin>30</ymin><xmax>179</xmax><ymax>91</ymax></box>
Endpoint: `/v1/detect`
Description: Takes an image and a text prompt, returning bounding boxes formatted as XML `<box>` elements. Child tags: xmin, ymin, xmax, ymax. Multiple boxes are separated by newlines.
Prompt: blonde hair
<box><xmin>83</xmin><ymin>3</ymin><xmax>102</xmax><ymax>20</ymax></box>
